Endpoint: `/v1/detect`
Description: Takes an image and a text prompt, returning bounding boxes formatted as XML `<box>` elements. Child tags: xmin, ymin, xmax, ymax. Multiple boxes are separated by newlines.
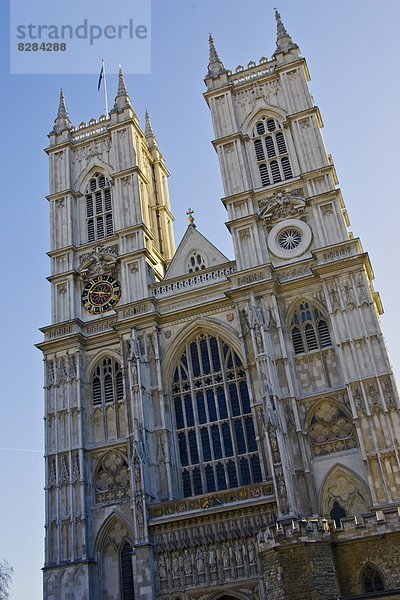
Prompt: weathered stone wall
<box><xmin>259</xmin><ymin>520</ymin><xmax>340</xmax><ymax>599</ymax></box>
<box><xmin>334</xmin><ymin>533</ymin><xmax>400</xmax><ymax>596</ymax></box>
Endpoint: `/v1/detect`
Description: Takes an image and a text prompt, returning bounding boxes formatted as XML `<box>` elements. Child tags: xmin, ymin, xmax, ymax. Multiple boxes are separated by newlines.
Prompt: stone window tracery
<box><xmin>361</xmin><ymin>564</ymin><xmax>385</xmax><ymax>593</ymax></box>
<box><xmin>309</xmin><ymin>400</ymin><xmax>356</xmax><ymax>456</ymax></box>
<box><xmin>291</xmin><ymin>301</ymin><xmax>332</xmax><ymax>354</ymax></box>
<box><xmin>187</xmin><ymin>251</ymin><xmax>207</xmax><ymax>273</ymax></box>
<box><xmin>85</xmin><ymin>172</ymin><xmax>113</xmax><ymax>242</ymax></box>
<box><xmin>251</xmin><ymin>117</ymin><xmax>293</xmax><ymax>187</ymax></box>
<box><xmin>92</xmin><ymin>357</ymin><xmax>123</xmax><ymax>406</ymax></box>
<box><xmin>172</xmin><ymin>333</ymin><xmax>263</xmax><ymax>497</ymax></box>
<box><xmin>91</xmin><ymin>357</ymin><xmax>126</xmax><ymax>443</ymax></box>
<box><xmin>94</xmin><ymin>450</ymin><xmax>130</xmax><ymax>504</ymax></box>
<box><xmin>99</xmin><ymin>519</ymin><xmax>134</xmax><ymax>599</ymax></box>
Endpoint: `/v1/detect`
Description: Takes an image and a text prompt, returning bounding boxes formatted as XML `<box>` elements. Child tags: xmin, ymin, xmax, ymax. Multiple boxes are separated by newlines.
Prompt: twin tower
<box><xmin>38</xmin><ymin>12</ymin><xmax>400</xmax><ymax>600</ymax></box>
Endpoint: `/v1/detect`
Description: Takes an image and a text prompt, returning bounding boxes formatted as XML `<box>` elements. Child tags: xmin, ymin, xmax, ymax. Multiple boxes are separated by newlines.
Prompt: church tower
<box><xmin>39</xmin><ymin>13</ymin><xmax>400</xmax><ymax>600</ymax></box>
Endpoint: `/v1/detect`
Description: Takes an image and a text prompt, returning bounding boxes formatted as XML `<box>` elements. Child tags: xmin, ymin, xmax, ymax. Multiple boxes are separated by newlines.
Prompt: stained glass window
<box><xmin>172</xmin><ymin>333</ymin><xmax>263</xmax><ymax>497</ymax></box>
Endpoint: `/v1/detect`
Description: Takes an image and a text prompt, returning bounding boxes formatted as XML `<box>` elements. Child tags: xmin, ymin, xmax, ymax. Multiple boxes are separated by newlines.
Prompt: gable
<box><xmin>164</xmin><ymin>226</ymin><xmax>230</xmax><ymax>280</ymax></box>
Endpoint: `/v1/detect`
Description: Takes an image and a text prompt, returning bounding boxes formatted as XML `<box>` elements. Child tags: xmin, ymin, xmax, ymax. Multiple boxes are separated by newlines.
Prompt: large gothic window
<box><xmin>85</xmin><ymin>172</ymin><xmax>113</xmax><ymax>242</ymax></box>
<box><xmin>252</xmin><ymin>117</ymin><xmax>293</xmax><ymax>187</ymax></box>
<box><xmin>172</xmin><ymin>333</ymin><xmax>263</xmax><ymax>497</ymax></box>
<box><xmin>291</xmin><ymin>301</ymin><xmax>332</xmax><ymax>354</ymax></box>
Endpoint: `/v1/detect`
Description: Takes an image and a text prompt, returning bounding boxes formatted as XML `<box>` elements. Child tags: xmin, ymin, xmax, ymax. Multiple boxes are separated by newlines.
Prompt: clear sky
<box><xmin>1</xmin><ymin>1</ymin><xmax>400</xmax><ymax>598</ymax></box>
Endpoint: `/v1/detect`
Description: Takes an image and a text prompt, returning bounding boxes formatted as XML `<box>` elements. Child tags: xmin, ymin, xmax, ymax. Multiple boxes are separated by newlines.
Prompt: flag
<box><xmin>97</xmin><ymin>62</ymin><xmax>104</xmax><ymax>91</ymax></box>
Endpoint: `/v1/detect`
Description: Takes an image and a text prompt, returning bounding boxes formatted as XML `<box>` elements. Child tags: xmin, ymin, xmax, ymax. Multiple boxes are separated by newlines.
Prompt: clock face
<box><xmin>81</xmin><ymin>275</ymin><xmax>121</xmax><ymax>314</ymax></box>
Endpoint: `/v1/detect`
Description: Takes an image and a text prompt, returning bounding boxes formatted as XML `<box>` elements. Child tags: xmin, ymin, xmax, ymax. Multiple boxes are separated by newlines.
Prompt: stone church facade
<box><xmin>38</xmin><ymin>12</ymin><xmax>400</xmax><ymax>600</ymax></box>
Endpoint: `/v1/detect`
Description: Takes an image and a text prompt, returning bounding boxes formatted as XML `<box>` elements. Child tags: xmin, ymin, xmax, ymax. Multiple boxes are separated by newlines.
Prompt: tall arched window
<box><xmin>361</xmin><ymin>564</ymin><xmax>385</xmax><ymax>593</ymax></box>
<box><xmin>291</xmin><ymin>301</ymin><xmax>332</xmax><ymax>354</ymax></box>
<box><xmin>251</xmin><ymin>117</ymin><xmax>293</xmax><ymax>187</ymax></box>
<box><xmin>172</xmin><ymin>333</ymin><xmax>263</xmax><ymax>497</ymax></box>
<box><xmin>85</xmin><ymin>172</ymin><xmax>113</xmax><ymax>242</ymax></box>
<box><xmin>120</xmin><ymin>542</ymin><xmax>135</xmax><ymax>599</ymax></box>
<box><xmin>99</xmin><ymin>519</ymin><xmax>134</xmax><ymax>600</ymax></box>
<box><xmin>91</xmin><ymin>357</ymin><xmax>125</xmax><ymax>443</ymax></box>
<box><xmin>92</xmin><ymin>357</ymin><xmax>123</xmax><ymax>406</ymax></box>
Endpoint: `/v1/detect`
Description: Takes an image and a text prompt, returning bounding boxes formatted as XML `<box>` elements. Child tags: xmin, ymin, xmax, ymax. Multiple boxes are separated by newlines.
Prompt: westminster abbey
<box><xmin>38</xmin><ymin>11</ymin><xmax>400</xmax><ymax>600</ymax></box>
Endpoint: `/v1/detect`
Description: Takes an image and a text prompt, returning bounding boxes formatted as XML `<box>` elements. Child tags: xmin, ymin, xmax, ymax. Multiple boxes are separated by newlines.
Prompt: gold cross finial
<box><xmin>186</xmin><ymin>208</ymin><xmax>195</xmax><ymax>225</ymax></box>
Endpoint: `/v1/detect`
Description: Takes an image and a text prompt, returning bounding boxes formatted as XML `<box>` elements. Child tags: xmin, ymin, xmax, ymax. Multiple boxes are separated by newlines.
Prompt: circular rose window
<box><xmin>277</xmin><ymin>228</ymin><xmax>302</xmax><ymax>250</ymax></box>
<box><xmin>267</xmin><ymin>218</ymin><xmax>312</xmax><ymax>259</ymax></box>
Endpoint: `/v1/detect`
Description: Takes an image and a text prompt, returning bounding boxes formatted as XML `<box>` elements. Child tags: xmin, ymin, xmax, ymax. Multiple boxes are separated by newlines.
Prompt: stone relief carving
<box><xmin>93</xmin><ymin>450</ymin><xmax>130</xmax><ymax>504</ymax></box>
<box><xmin>47</xmin><ymin>360</ymin><xmax>55</xmax><ymax>387</ymax></box>
<box><xmin>57</xmin><ymin>357</ymin><xmax>70</xmax><ymax>386</ymax></box>
<box><xmin>234</xmin><ymin>80</ymin><xmax>281</xmax><ymax>114</ymax></box>
<box><xmin>329</xmin><ymin>286</ymin><xmax>342</xmax><ymax>312</ymax></box>
<box><xmin>59</xmin><ymin>454</ymin><xmax>70</xmax><ymax>484</ymax></box>
<box><xmin>258</xmin><ymin>188</ymin><xmax>306</xmax><ymax>224</ymax></box>
<box><xmin>356</xmin><ymin>276</ymin><xmax>370</xmax><ymax>306</ymax></box>
<box><xmin>321</xmin><ymin>466</ymin><xmax>370</xmax><ymax>518</ymax></box>
<box><xmin>384</xmin><ymin>379</ymin><xmax>398</xmax><ymax>410</ymax></box>
<box><xmin>353</xmin><ymin>387</ymin><xmax>367</xmax><ymax>417</ymax></box>
<box><xmin>79</xmin><ymin>244</ymin><xmax>118</xmax><ymax>280</ymax></box>
<box><xmin>223</xmin><ymin>142</ymin><xmax>234</xmax><ymax>154</ymax></box>
<box><xmin>156</xmin><ymin>531</ymin><xmax>262</xmax><ymax>593</ymax></box>
<box><xmin>71</xmin><ymin>138</ymin><xmax>112</xmax><ymax>169</ymax></box>
<box><xmin>368</xmin><ymin>383</ymin><xmax>383</xmax><ymax>414</ymax></box>
<box><xmin>266</xmin><ymin>420</ymin><xmax>289</xmax><ymax>515</ymax></box>
<box><xmin>343</xmin><ymin>281</ymin><xmax>356</xmax><ymax>309</ymax></box>
<box><xmin>71</xmin><ymin>453</ymin><xmax>80</xmax><ymax>483</ymax></box>
<box><xmin>48</xmin><ymin>458</ymin><xmax>56</xmax><ymax>487</ymax></box>
<box><xmin>308</xmin><ymin>400</ymin><xmax>357</xmax><ymax>456</ymax></box>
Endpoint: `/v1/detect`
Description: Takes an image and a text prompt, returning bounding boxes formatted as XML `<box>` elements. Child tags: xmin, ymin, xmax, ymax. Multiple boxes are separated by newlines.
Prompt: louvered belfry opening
<box><xmin>291</xmin><ymin>302</ymin><xmax>332</xmax><ymax>355</ymax></box>
<box><xmin>252</xmin><ymin>116</ymin><xmax>293</xmax><ymax>187</ymax></box>
<box><xmin>92</xmin><ymin>358</ymin><xmax>123</xmax><ymax>406</ymax></box>
<box><xmin>85</xmin><ymin>172</ymin><xmax>114</xmax><ymax>243</ymax></box>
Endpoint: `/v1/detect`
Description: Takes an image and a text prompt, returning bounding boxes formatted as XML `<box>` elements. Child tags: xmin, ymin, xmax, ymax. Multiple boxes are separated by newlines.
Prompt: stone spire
<box><xmin>52</xmin><ymin>89</ymin><xmax>72</xmax><ymax>133</ymax></box>
<box><xmin>144</xmin><ymin>110</ymin><xmax>157</xmax><ymax>148</ymax></box>
<box><xmin>274</xmin><ymin>9</ymin><xmax>297</xmax><ymax>54</ymax></box>
<box><xmin>117</xmin><ymin>65</ymin><xmax>128</xmax><ymax>96</ymax></box>
<box><xmin>58</xmin><ymin>89</ymin><xmax>68</xmax><ymax>118</ymax></box>
<box><xmin>112</xmin><ymin>65</ymin><xmax>132</xmax><ymax>112</ymax></box>
<box><xmin>145</xmin><ymin>110</ymin><xmax>155</xmax><ymax>138</ymax></box>
<box><xmin>207</xmin><ymin>34</ymin><xmax>226</xmax><ymax>77</ymax></box>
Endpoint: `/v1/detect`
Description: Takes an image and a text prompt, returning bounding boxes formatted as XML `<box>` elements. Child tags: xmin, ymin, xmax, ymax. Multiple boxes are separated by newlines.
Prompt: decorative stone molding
<box><xmin>148</xmin><ymin>482</ymin><xmax>274</xmax><ymax>519</ymax></box>
<box><xmin>258</xmin><ymin>188</ymin><xmax>305</xmax><ymax>224</ymax></box>
<box><xmin>78</xmin><ymin>244</ymin><xmax>119</xmax><ymax>280</ymax></box>
<box><xmin>93</xmin><ymin>450</ymin><xmax>130</xmax><ymax>504</ymax></box>
<box><xmin>267</xmin><ymin>218</ymin><xmax>312</xmax><ymax>259</ymax></box>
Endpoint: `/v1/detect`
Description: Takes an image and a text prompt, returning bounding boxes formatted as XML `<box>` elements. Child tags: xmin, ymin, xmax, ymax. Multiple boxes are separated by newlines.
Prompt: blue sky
<box><xmin>1</xmin><ymin>1</ymin><xmax>400</xmax><ymax>598</ymax></box>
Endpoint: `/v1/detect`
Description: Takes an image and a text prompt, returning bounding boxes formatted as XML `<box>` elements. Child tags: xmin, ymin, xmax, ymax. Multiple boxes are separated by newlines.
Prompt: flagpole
<box><xmin>102</xmin><ymin>58</ymin><xmax>109</xmax><ymax>116</ymax></box>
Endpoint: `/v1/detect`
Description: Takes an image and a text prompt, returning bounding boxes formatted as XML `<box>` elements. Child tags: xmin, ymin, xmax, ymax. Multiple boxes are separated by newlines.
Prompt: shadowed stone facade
<box><xmin>38</xmin><ymin>11</ymin><xmax>400</xmax><ymax>600</ymax></box>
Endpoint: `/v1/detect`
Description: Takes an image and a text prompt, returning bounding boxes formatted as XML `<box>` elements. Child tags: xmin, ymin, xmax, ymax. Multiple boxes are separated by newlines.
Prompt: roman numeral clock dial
<box><xmin>81</xmin><ymin>275</ymin><xmax>121</xmax><ymax>314</ymax></box>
